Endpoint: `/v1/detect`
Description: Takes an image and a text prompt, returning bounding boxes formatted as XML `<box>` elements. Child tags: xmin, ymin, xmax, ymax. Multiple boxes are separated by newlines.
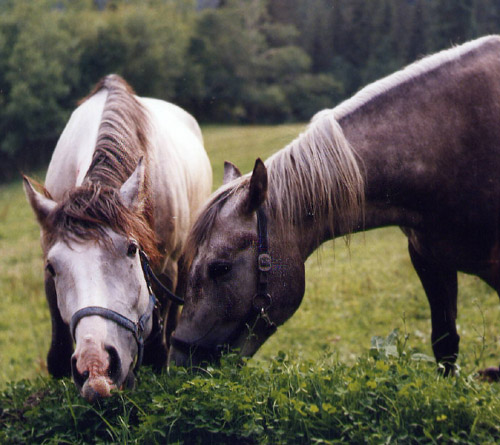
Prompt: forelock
<box><xmin>45</xmin><ymin>183</ymin><xmax>160</xmax><ymax>264</ymax></box>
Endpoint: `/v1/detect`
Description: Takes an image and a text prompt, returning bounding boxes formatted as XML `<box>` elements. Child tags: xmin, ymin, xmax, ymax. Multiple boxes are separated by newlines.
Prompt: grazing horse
<box><xmin>24</xmin><ymin>75</ymin><xmax>212</xmax><ymax>400</ymax></box>
<box><xmin>169</xmin><ymin>35</ymin><xmax>500</xmax><ymax>377</ymax></box>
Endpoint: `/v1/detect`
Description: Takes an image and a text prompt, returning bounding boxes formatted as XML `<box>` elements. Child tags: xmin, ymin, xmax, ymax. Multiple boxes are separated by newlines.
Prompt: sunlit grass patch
<box><xmin>0</xmin><ymin>180</ymin><xmax>48</xmax><ymax>385</ymax></box>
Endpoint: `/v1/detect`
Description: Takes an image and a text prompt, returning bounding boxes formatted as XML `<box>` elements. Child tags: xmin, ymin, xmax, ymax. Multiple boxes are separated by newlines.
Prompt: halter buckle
<box><xmin>258</xmin><ymin>253</ymin><xmax>272</xmax><ymax>272</ymax></box>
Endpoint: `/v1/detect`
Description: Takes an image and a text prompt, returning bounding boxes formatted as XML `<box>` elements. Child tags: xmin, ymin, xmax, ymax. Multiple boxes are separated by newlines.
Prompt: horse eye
<box><xmin>46</xmin><ymin>262</ymin><xmax>56</xmax><ymax>277</ymax></box>
<box><xmin>127</xmin><ymin>242</ymin><xmax>138</xmax><ymax>257</ymax></box>
<box><xmin>208</xmin><ymin>261</ymin><xmax>232</xmax><ymax>279</ymax></box>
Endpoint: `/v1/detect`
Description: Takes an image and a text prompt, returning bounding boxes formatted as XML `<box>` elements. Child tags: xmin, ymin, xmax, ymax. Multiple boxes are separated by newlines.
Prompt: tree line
<box><xmin>1</xmin><ymin>0</ymin><xmax>499</xmax><ymax>181</ymax></box>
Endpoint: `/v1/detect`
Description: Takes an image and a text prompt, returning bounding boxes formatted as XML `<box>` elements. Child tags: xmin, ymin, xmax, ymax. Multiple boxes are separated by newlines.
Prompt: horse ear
<box><xmin>120</xmin><ymin>157</ymin><xmax>145</xmax><ymax>211</ymax></box>
<box><xmin>223</xmin><ymin>161</ymin><xmax>242</xmax><ymax>184</ymax></box>
<box><xmin>23</xmin><ymin>176</ymin><xmax>57</xmax><ymax>228</ymax></box>
<box><xmin>243</xmin><ymin>158</ymin><xmax>267</xmax><ymax>214</ymax></box>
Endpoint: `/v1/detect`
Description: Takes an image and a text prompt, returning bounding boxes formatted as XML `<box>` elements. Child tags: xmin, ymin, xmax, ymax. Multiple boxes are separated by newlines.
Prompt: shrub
<box><xmin>2</xmin><ymin>346</ymin><xmax>500</xmax><ymax>444</ymax></box>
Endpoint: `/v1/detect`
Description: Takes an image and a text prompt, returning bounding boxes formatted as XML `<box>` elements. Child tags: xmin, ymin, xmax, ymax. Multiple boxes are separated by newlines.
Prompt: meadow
<box><xmin>2</xmin><ymin>124</ymin><xmax>500</xmax><ymax>443</ymax></box>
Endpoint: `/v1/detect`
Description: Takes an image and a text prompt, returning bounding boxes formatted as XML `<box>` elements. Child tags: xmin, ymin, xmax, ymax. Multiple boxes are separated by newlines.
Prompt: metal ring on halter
<box><xmin>257</xmin><ymin>253</ymin><xmax>272</xmax><ymax>272</ymax></box>
<box><xmin>253</xmin><ymin>292</ymin><xmax>272</xmax><ymax>312</ymax></box>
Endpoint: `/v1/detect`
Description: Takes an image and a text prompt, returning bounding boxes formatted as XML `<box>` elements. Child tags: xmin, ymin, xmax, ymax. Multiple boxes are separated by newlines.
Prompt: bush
<box><xmin>0</xmin><ymin>1</ymin><xmax>81</xmax><ymax>180</ymax></box>
<box><xmin>0</xmin><ymin>0</ymin><xmax>196</xmax><ymax>182</ymax></box>
<box><xmin>2</xmin><ymin>347</ymin><xmax>500</xmax><ymax>443</ymax></box>
<box><xmin>286</xmin><ymin>73</ymin><xmax>344</xmax><ymax>121</ymax></box>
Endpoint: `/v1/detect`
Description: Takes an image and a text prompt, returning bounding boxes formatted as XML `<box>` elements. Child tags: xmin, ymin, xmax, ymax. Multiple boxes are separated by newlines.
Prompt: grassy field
<box><xmin>2</xmin><ymin>124</ymin><xmax>500</xmax><ymax>442</ymax></box>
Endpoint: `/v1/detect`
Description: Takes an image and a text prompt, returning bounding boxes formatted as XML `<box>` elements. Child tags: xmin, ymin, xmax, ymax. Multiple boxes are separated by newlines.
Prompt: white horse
<box><xmin>24</xmin><ymin>74</ymin><xmax>212</xmax><ymax>401</ymax></box>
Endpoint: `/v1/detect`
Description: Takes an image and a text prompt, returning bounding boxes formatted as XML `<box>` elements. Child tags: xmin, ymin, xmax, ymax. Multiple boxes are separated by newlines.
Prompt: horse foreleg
<box><xmin>142</xmin><ymin>305</ymin><xmax>168</xmax><ymax>371</ymax></box>
<box><xmin>408</xmin><ymin>242</ymin><xmax>460</xmax><ymax>375</ymax></box>
<box><xmin>475</xmin><ymin>269</ymin><xmax>500</xmax><ymax>381</ymax></box>
<box><xmin>45</xmin><ymin>273</ymin><xmax>73</xmax><ymax>378</ymax></box>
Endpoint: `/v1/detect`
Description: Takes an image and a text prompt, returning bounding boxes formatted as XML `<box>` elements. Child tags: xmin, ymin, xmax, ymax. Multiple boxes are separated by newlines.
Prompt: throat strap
<box><xmin>139</xmin><ymin>250</ymin><xmax>185</xmax><ymax>306</ymax></box>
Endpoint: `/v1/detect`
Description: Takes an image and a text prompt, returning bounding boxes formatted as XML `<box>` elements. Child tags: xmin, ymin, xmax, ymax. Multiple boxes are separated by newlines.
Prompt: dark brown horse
<box><xmin>168</xmin><ymin>35</ymin><xmax>500</xmax><ymax>377</ymax></box>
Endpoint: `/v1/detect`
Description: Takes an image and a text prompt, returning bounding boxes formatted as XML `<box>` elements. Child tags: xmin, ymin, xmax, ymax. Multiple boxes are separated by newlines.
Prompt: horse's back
<box><xmin>139</xmin><ymin>97</ymin><xmax>212</xmax><ymax>249</ymax></box>
<box><xmin>142</xmin><ymin>97</ymin><xmax>204</xmax><ymax>144</ymax></box>
<box><xmin>45</xmin><ymin>89</ymin><xmax>211</xmax><ymax>213</ymax></box>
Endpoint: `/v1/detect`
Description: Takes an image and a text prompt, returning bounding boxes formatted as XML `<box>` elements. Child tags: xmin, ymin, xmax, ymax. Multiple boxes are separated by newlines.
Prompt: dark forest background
<box><xmin>1</xmin><ymin>0</ymin><xmax>499</xmax><ymax>180</ymax></box>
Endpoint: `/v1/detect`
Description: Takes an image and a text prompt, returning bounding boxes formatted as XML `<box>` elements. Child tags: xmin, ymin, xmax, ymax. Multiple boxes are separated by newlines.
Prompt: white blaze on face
<box><xmin>46</xmin><ymin>230</ymin><xmax>151</xmax><ymax>396</ymax></box>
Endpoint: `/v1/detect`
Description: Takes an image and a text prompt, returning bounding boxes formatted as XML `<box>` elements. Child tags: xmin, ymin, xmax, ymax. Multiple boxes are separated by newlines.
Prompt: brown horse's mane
<box><xmin>45</xmin><ymin>75</ymin><xmax>160</xmax><ymax>264</ymax></box>
<box><xmin>184</xmin><ymin>111</ymin><xmax>365</xmax><ymax>264</ymax></box>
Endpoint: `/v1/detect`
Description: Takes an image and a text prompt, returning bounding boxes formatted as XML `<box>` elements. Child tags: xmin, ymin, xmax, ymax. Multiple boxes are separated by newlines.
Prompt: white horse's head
<box><xmin>24</xmin><ymin>161</ymin><xmax>159</xmax><ymax>401</ymax></box>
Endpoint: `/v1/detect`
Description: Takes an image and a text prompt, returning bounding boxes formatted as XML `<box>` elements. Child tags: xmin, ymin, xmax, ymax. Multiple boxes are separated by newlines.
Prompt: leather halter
<box><xmin>70</xmin><ymin>249</ymin><xmax>185</xmax><ymax>374</ymax></box>
<box><xmin>170</xmin><ymin>206</ymin><xmax>277</xmax><ymax>361</ymax></box>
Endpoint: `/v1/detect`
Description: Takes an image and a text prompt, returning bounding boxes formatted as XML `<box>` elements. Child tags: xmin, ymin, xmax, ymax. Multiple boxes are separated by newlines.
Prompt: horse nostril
<box><xmin>71</xmin><ymin>356</ymin><xmax>89</xmax><ymax>389</ymax></box>
<box><xmin>105</xmin><ymin>345</ymin><xmax>122</xmax><ymax>382</ymax></box>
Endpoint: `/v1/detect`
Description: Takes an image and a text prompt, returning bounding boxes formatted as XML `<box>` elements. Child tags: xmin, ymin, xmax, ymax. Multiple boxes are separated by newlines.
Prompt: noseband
<box><xmin>70</xmin><ymin>250</ymin><xmax>185</xmax><ymax>374</ymax></box>
<box><xmin>170</xmin><ymin>206</ymin><xmax>277</xmax><ymax>360</ymax></box>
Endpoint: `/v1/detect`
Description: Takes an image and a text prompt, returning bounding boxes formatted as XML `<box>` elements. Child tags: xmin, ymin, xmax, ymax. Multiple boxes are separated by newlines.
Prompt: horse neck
<box><xmin>269</xmin><ymin>111</ymin><xmax>428</xmax><ymax>261</ymax></box>
<box><xmin>291</xmin><ymin>37</ymin><xmax>500</xmax><ymax>260</ymax></box>
<box><xmin>329</xmin><ymin>106</ymin><xmax>441</xmax><ymax>242</ymax></box>
<box><xmin>265</xmin><ymin>115</ymin><xmax>365</xmax><ymax>261</ymax></box>
<box><xmin>328</xmin><ymin>39</ymin><xmax>500</xmax><ymax>240</ymax></box>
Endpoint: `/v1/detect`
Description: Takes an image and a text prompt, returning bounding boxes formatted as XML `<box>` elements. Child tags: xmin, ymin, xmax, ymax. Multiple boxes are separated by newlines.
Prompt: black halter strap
<box><xmin>139</xmin><ymin>250</ymin><xmax>185</xmax><ymax>306</ymax></box>
<box><xmin>69</xmin><ymin>249</ymin><xmax>185</xmax><ymax>374</ymax></box>
<box><xmin>170</xmin><ymin>206</ymin><xmax>276</xmax><ymax>360</ymax></box>
<box><xmin>70</xmin><ymin>293</ymin><xmax>156</xmax><ymax>373</ymax></box>
<box><xmin>254</xmin><ymin>207</ymin><xmax>273</xmax><ymax>311</ymax></box>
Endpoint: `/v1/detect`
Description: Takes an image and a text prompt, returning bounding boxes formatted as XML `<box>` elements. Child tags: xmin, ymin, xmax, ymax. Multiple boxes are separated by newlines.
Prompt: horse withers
<box><xmin>24</xmin><ymin>75</ymin><xmax>212</xmax><ymax>401</ymax></box>
<box><xmin>169</xmin><ymin>35</ymin><xmax>500</xmax><ymax>377</ymax></box>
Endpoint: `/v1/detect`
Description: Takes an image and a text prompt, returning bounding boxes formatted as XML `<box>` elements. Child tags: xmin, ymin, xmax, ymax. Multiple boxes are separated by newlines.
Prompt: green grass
<box><xmin>2</xmin><ymin>124</ymin><xmax>500</xmax><ymax>442</ymax></box>
<box><xmin>3</xmin><ymin>350</ymin><xmax>500</xmax><ymax>443</ymax></box>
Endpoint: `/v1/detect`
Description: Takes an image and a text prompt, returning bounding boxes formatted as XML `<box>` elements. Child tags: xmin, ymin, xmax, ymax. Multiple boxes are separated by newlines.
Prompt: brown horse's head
<box><xmin>168</xmin><ymin>159</ymin><xmax>306</xmax><ymax>367</ymax></box>
<box><xmin>169</xmin><ymin>112</ymin><xmax>363</xmax><ymax>367</ymax></box>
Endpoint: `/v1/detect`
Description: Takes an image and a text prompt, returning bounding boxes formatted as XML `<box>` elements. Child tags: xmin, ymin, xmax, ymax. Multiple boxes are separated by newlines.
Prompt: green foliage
<box><xmin>77</xmin><ymin>1</ymin><xmax>194</xmax><ymax>100</ymax></box>
<box><xmin>183</xmin><ymin>0</ymin><xmax>325</xmax><ymax>123</ymax></box>
<box><xmin>0</xmin><ymin>0</ymin><xmax>81</xmax><ymax>178</ymax></box>
<box><xmin>2</xmin><ymin>0</ymin><xmax>500</xmax><ymax>181</ymax></box>
<box><xmin>0</xmin><ymin>0</ymin><xmax>196</xmax><ymax>181</ymax></box>
<box><xmin>2</xmin><ymin>351</ymin><xmax>500</xmax><ymax>443</ymax></box>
